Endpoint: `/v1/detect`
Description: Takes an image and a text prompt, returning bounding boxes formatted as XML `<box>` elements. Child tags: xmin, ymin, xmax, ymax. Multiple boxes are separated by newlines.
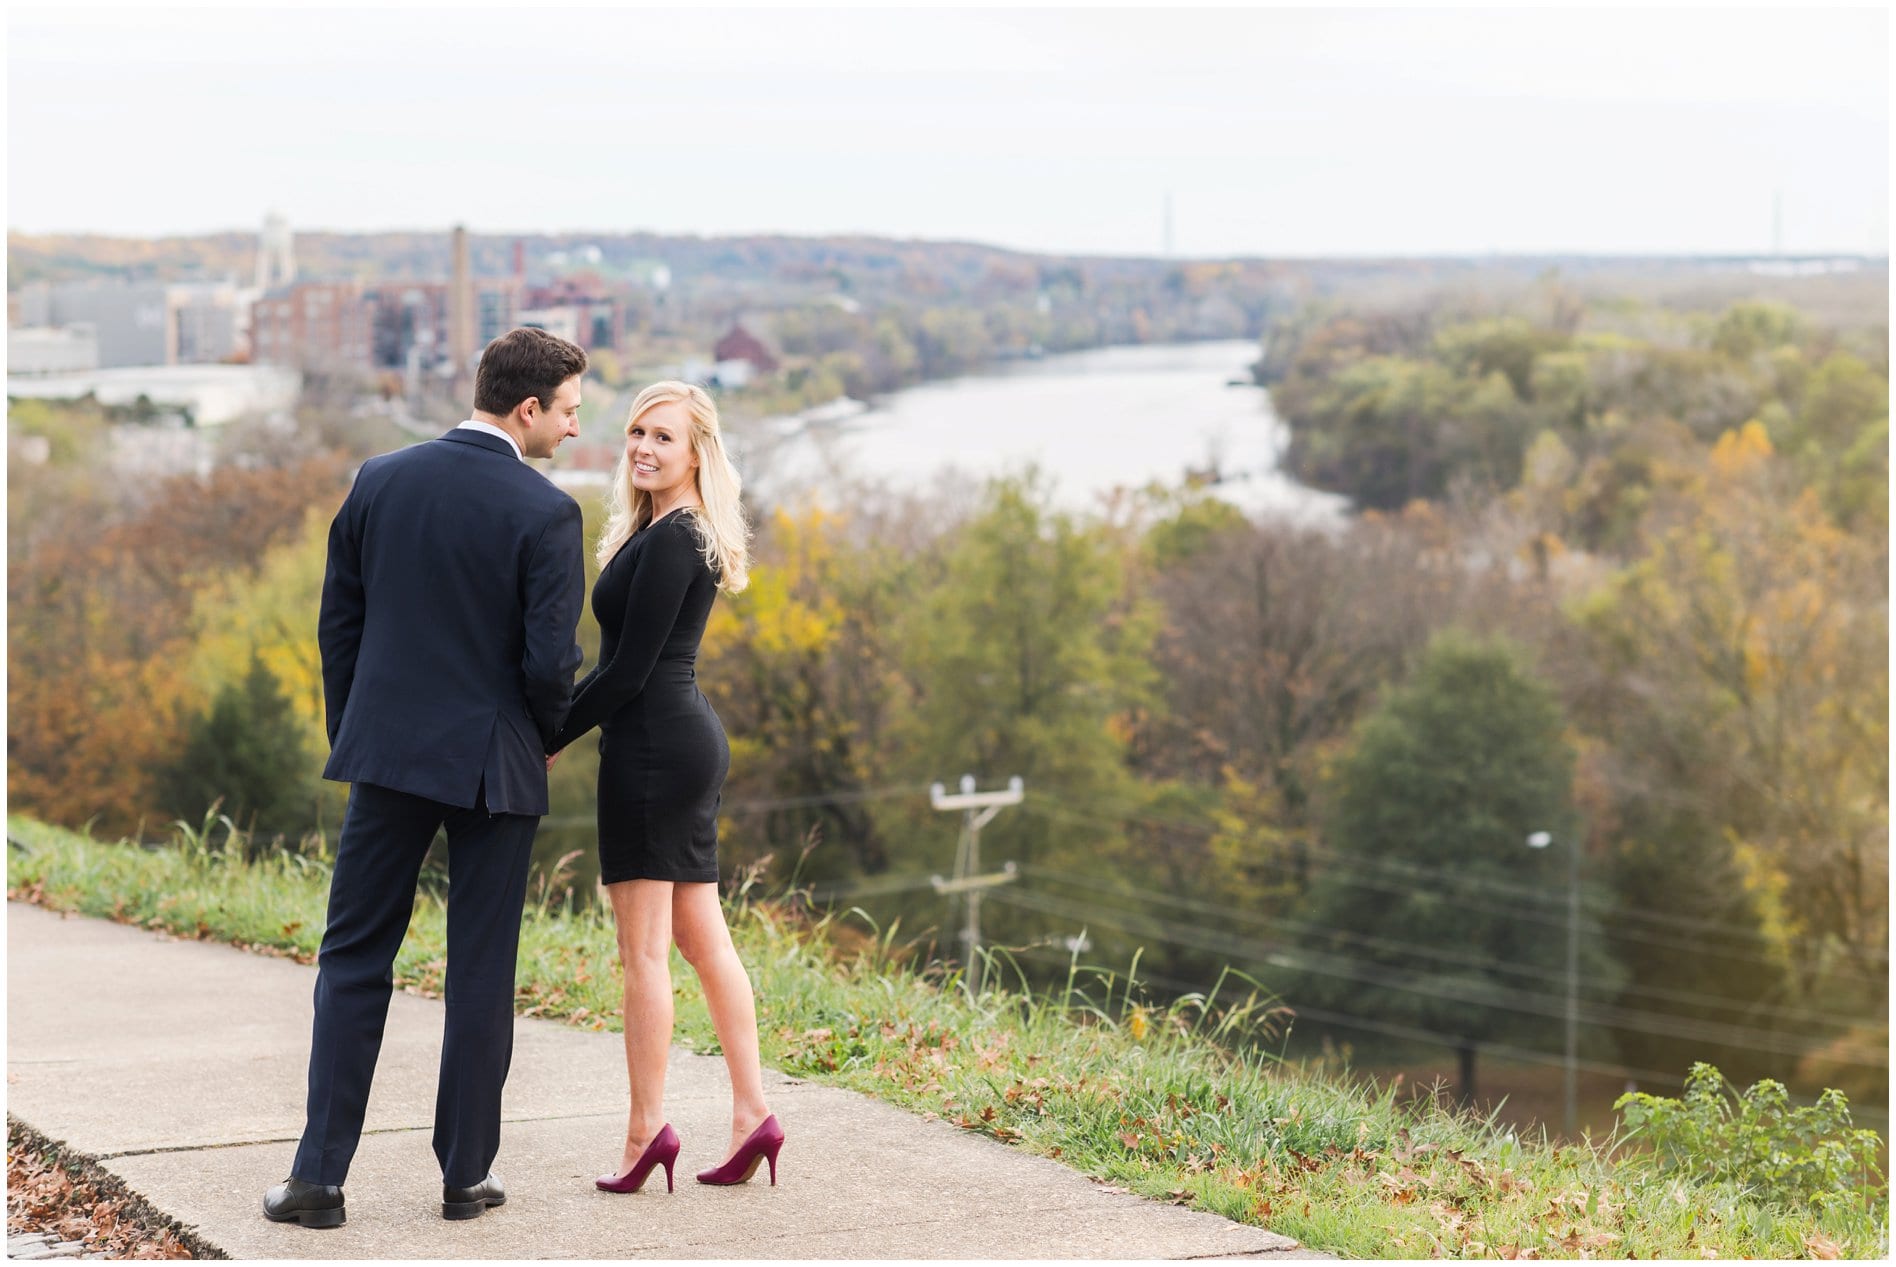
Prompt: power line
<box><xmin>1004</xmin><ymin>945</ymin><xmax>1680</xmax><ymax>1085</ymax></box>
<box><xmin>1027</xmin><ymin>800</ymin><xmax>1770</xmax><ymax>971</ymax></box>
<box><xmin>555</xmin><ymin>773</ymin><xmax>1880</xmax><ymax>970</ymax></box>
<box><xmin>543</xmin><ymin>781</ymin><xmax>931</xmax><ymax>830</ymax></box>
<box><xmin>1273</xmin><ymin>999</ymin><xmax>1687</xmax><ymax>1089</ymax></box>
<box><xmin>1030</xmin><ymin>790</ymin><xmax>1883</xmax><ymax>959</ymax></box>
<box><xmin>803</xmin><ymin>864</ymin><xmax>1880</xmax><ymax>1054</ymax></box>
<box><xmin>803</xmin><ymin>871</ymin><xmax>942</xmax><ymax>903</ymax></box>
<box><xmin>707</xmin><ymin>773</ymin><xmax>1881</xmax><ymax>1011</ymax></box>
<box><xmin>982</xmin><ymin>886</ymin><xmax>1887</xmax><ymax>1069</ymax></box>
<box><xmin>1039</xmin><ymin>876</ymin><xmax>1880</xmax><ymax>1054</ymax></box>
<box><xmin>1021</xmin><ymin>863</ymin><xmax>1873</xmax><ymax>1031</ymax></box>
<box><xmin>723</xmin><ymin>784</ymin><xmax>935</xmax><ymax>814</ymax></box>
<box><xmin>1023</xmin><ymin>801</ymin><xmax>1887</xmax><ymax>987</ymax></box>
<box><xmin>1007</xmin><ymin>943</ymin><xmax>1888</xmax><ymax>1131</ymax></box>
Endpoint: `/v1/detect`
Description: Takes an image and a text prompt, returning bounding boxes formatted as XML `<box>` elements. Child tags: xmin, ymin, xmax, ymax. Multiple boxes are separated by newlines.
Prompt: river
<box><xmin>733</xmin><ymin>340</ymin><xmax>1345</xmax><ymax>522</ymax></box>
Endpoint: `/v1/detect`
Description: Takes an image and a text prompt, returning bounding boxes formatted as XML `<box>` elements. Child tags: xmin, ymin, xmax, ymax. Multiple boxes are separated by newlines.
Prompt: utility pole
<box><xmin>1528</xmin><ymin>830</ymin><xmax>1579</xmax><ymax>1137</ymax></box>
<box><xmin>929</xmin><ymin>775</ymin><xmax>1023</xmax><ymax>995</ymax></box>
<box><xmin>1563</xmin><ymin>832</ymin><xmax>1579</xmax><ymax>1137</ymax></box>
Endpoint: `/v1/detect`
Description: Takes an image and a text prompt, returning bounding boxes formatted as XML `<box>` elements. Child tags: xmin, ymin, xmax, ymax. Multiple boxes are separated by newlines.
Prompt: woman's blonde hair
<box><xmin>595</xmin><ymin>380</ymin><xmax>751</xmax><ymax>593</ymax></box>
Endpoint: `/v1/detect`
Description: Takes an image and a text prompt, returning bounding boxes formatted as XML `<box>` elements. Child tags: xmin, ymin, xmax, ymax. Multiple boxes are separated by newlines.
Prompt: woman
<box><xmin>547</xmin><ymin>381</ymin><xmax>782</xmax><ymax>1194</ymax></box>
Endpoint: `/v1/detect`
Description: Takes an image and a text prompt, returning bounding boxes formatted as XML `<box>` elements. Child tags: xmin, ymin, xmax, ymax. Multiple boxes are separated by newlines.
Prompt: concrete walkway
<box><xmin>6</xmin><ymin>903</ymin><xmax>1324</xmax><ymax>1260</ymax></box>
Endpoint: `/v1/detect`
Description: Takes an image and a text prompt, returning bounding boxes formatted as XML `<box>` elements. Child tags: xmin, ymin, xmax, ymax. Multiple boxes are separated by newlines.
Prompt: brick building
<box><xmin>252</xmin><ymin>283</ymin><xmax>372</xmax><ymax>370</ymax></box>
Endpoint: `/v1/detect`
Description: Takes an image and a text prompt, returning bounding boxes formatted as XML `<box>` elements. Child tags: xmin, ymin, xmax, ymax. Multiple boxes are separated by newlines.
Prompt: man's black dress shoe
<box><xmin>442</xmin><ymin>1172</ymin><xmax>506</xmax><ymax>1220</ymax></box>
<box><xmin>262</xmin><ymin>1177</ymin><xmax>346</xmax><ymax>1228</ymax></box>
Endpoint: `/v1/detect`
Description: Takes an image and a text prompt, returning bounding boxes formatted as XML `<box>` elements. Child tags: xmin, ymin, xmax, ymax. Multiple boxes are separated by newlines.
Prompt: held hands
<box><xmin>547</xmin><ymin>749</ymin><xmax>564</xmax><ymax>772</ymax></box>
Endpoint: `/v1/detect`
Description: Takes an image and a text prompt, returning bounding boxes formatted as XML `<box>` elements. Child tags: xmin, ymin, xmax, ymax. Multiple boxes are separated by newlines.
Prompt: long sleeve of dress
<box><xmin>549</xmin><ymin>521</ymin><xmax>701</xmax><ymax>752</ymax></box>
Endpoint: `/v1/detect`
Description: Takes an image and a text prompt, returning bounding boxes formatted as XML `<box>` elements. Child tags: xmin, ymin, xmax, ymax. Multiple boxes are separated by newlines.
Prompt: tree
<box><xmin>876</xmin><ymin>473</ymin><xmax>1160</xmax><ymax>950</ymax></box>
<box><xmin>184</xmin><ymin>506</ymin><xmax>330</xmax><ymax>743</ymax></box>
<box><xmin>1788</xmin><ymin>353</ymin><xmax>1888</xmax><ymax>529</ymax></box>
<box><xmin>157</xmin><ymin>654</ymin><xmax>316</xmax><ymax>841</ymax></box>
<box><xmin>697</xmin><ymin>504</ymin><xmax>898</xmax><ymax>879</ymax></box>
<box><xmin>1572</xmin><ymin>423</ymin><xmax>1887</xmax><ymax>1006</ymax></box>
<box><xmin>1140</xmin><ymin>501</ymin><xmax>1459</xmax><ymax>850</ymax></box>
<box><xmin>1708</xmin><ymin>301</ymin><xmax>1807</xmax><ymax>362</ymax></box>
<box><xmin>1282</xmin><ymin>353</ymin><xmax>1539</xmax><ymax>510</ymax></box>
<box><xmin>1433</xmin><ymin>316</ymin><xmax>1568</xmax><ymax>400</ymax></box>
<box><xmin>1290</xmin><ymin>631</ymin><xmax>1616</xmax><ymax>1105</ymax></box>
<box><xmin>6</xmin><ymin>444</ymin><xmax>351</xmax><ymax>836</ymax></box>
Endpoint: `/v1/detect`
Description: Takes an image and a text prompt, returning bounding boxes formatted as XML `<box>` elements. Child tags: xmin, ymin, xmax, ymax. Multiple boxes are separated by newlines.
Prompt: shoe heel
<box><xmin>664</xmin><ymin>1159</ymin><xmax>675</xmax><ymax>1193</ymax></box>
<box><xmin>765</xmin><ymin>1140</ymin><xmax>782</xmax><ymax>1186</ymax></box>
<box><xmin>299</xmin><ymin>1207</ymin><xmax>346</xmax><ymax>1229</ymax></box>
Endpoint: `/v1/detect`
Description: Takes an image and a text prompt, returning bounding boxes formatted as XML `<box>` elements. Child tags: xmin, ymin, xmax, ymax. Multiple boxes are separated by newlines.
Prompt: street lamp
<box><xmin>1527</xmin><ymin>830</ymin><xmax>1579</xmax><ymax>1138</ymax></box>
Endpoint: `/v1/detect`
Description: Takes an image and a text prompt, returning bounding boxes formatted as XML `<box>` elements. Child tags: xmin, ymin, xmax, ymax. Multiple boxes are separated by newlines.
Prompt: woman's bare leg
<box><xmin>671</xmin><ymin>882</ymin><xmax>771</xmax><ymax>1161</ymax></box>
<box><xmin>607</xmin><ymin>878</ymin><xmax>675</xmax><ymax>1171</ymax></box>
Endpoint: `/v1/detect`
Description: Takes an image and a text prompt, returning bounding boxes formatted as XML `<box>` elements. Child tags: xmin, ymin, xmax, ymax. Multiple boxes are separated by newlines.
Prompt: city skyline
<box><xmin>8</xmin><ymin>5</ymin><xmax>1889</xmax><ymax>259</ymax></box>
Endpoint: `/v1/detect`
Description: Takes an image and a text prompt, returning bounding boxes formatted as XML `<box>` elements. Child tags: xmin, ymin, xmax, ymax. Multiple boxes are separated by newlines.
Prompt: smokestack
<box><xmin>449</xmin><ymin>224</ymin><xmax>475</xmax><ymax>379</ymax></box>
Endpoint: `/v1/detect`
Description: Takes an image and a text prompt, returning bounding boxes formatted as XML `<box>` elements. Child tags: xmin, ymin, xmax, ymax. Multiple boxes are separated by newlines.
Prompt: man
<box><xmin>264</xmin><ymin>327</ymin><xmax>588</xmax><ymax>1227</ymax></box>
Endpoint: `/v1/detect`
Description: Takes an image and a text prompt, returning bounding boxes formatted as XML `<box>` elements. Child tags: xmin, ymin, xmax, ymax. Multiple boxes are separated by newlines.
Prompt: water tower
<box><xmin>255</xmin><ymin>212</ymin><xmax>295</xmax><ymax>291</ymax></box>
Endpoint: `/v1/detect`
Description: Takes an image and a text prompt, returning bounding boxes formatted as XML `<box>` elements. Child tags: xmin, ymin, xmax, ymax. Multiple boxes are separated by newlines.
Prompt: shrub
<box><xmin>1616</xmin><ymin>1061</ymin><xmax>1885</xmax><ymax>1212</ymax></box>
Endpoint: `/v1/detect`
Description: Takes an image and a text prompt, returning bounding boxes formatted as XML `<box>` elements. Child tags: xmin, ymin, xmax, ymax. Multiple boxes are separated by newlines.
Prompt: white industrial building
<box><xmin>6</xmin><ymin>364</ymin><xmax>301</xmax><ymax>426</ymax></box>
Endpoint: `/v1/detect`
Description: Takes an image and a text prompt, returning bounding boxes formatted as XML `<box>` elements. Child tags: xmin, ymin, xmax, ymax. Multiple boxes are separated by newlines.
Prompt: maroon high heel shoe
<box><xmin>596</xmin><ymin>1123</ymin><xmax>681</xmax><ymax>1193</ymax></box>
<box><xmin>695</xmin><ymin>1114</ymin><xmax>784</xmax><ymax>1186</ymax></box>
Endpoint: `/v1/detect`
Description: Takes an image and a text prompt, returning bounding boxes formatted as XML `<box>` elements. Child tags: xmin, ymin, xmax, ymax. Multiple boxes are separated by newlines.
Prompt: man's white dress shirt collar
<box><xmin>455</xmin><ymin>419</ymin><xmax>524</xmax><ymax>462</ymax></box>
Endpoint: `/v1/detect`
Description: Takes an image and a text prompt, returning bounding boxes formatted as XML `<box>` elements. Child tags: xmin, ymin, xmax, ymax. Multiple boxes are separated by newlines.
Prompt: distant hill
<box><xmin>9</xmin><ymin>229</ymin><xmax>1884</xmax><ymax>329</ymax></box>
<box><xmin>6</xmin><ymin>228</ymin><xmax>1180</xmax><ymax>291</ymax></box>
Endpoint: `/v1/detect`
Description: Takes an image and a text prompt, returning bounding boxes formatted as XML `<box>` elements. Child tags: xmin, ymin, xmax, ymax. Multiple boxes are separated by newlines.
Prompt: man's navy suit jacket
<box><xmin>318</xmin><ymin>427</ymin><xmax>586</xmax><ymax>816</ymax></box>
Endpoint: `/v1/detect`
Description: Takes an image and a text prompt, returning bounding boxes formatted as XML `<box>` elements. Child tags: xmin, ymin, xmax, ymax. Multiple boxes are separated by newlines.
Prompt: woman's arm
<box><xmin>548</xmin><ymin>519</ymin><xmax>701</xmax><ymax>751</ymax></box>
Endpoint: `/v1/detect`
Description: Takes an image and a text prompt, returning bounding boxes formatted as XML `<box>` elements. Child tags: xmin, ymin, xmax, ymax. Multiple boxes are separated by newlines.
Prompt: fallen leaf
<box><xmin>1804</xmin><ymin>1235</ymin><xmax>1840</xmax><ymax>1260</ymax></box>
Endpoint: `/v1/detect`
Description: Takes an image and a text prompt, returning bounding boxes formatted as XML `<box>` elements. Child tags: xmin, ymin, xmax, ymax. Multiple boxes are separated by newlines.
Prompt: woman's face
<box><xmin>627</xmin><ymin>400</ymin><xmax>700</xmax><ymax>500</ymax></box>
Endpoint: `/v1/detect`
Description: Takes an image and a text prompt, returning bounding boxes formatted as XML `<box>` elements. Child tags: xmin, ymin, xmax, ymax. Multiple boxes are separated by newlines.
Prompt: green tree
<box><xmin>1433</xmin><ymin>316</ymin><xmax>1568</xmax><ymax>400</ymax></box>
<box><xmin>699</xmin><ymin>504</ymin><xmax>898</xmax><ymax>880</ymax></box>
<box><xmin>1708</xmin><ymin>301</ymin><xmax>1807</xmax><ymax>362</ymax></box>
<box><xmin>877</xmin><ymin>474</ymin><xmax>1160</xmax><ymax>952</ymax></box>
<box><xmin>158</xmin><ymin>654</ymin><xmax>316</xmax><ymax>842</ymax></box>
<box><xmin>1291</xmin><ymin>631</ymin><xmax>1617</xmax><ymax>1104</ymax></box>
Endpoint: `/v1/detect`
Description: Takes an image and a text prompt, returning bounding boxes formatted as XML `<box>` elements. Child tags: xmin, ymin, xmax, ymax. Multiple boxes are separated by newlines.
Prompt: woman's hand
<box><xmin>546</xmin><ymin>749</ymin><xmax>564</xmax><ymax>771</ymax></box>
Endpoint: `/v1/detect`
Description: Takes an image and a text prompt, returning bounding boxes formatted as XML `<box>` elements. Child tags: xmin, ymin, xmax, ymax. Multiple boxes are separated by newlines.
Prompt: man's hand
<box><xmin>546</xmin><ymin>749</ymin><xmax>563</xmax><ymax>772</ymax></box>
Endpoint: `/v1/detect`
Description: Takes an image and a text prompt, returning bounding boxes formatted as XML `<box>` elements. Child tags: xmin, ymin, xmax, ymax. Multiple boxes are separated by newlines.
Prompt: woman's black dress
<box><xmin>550</xmin><ymin>510</ymin><xmax>728</xmax><ymax>884</ymax></box>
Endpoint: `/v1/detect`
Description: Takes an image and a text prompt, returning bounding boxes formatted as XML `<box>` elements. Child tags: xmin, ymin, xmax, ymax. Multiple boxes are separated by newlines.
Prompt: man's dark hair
<box><xmin>473</xmin><ymin>327</ymin><xmax>588</xmax><ymax>416</ymax></box>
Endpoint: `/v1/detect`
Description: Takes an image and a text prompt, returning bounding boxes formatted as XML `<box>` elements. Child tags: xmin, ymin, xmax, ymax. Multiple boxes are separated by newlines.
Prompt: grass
<box><xmin>7</xmin><ymin>814</ymin><xmax>1888</xmax><ymax>1259</ymax></box>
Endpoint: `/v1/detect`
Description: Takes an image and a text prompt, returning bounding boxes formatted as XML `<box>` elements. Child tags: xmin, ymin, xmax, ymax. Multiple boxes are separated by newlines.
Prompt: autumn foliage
<box><xmin>6</xmin><ymin>282</ymin><xmax>1886</xmax><ymax>1120</ymax></box>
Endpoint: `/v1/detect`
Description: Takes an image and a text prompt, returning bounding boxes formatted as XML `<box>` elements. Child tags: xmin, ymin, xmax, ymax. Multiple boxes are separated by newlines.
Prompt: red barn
<box><xmin>713</xmin><ymin>322</ymin><xmax>778</xmax><ymax>373</ymax></box>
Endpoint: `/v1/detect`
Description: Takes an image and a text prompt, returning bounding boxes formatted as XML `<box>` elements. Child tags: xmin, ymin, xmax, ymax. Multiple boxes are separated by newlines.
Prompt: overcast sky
<box><xmin>7</xmin><ymin>3</ymin><xmax>1888</xmax><ymax>257</ymax></box>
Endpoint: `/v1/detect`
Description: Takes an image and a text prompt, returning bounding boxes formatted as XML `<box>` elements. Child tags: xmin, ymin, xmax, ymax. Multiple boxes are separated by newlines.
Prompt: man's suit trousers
<box><xmin>293</xmin><ymin>781</ymin><xmax>537</xmax><ymax>1188</ymax></box>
